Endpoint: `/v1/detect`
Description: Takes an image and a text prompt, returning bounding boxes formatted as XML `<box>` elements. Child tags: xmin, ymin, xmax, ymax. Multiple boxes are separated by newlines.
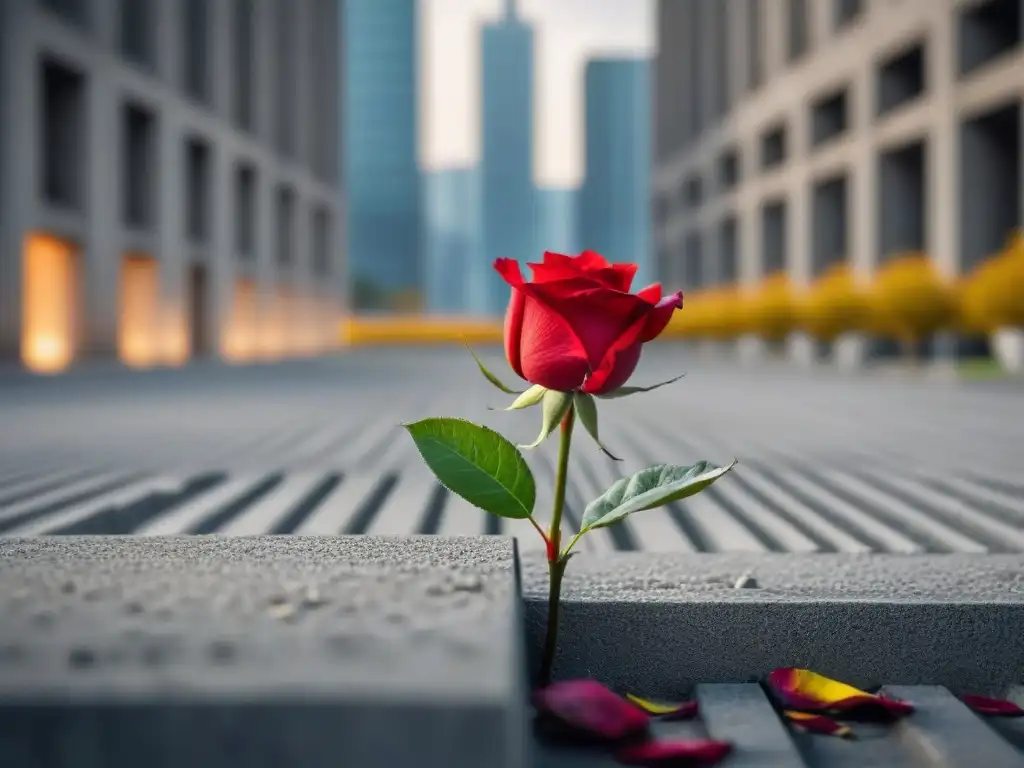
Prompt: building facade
<box><xmin>344</xmin><ymin>0</ymin><xmax>422</xmax><ymax>311</ymax></box>
<box><xmin>579</xmin><ymin>57</ymin><xmax>654</xmax><ymax>288</ymax></box>
<box><xmin>0</xmin><ymin>0</ymin><xmax>344</xmax><ymax>372</ymax></box>
<box><xmin>653</xmin><ymin>0</ymin><xmax>1024</xmax><ymax>359</ymax></box>
<box><xmin>536</xmin><ymin>187</ymin><xmax>579</xmax><ymax>257</ymax></box>
<box><xmin>423</xmin><ymin>167</ymin><xmax>484</xmax><ymax>314</ymax></box>
<box><xmin>480</xmin><ymin>0</ymin><xmax>537</xmax><ymax>316</ymax></box>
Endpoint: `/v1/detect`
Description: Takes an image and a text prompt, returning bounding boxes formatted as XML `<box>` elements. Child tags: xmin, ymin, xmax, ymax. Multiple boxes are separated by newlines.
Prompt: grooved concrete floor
<box><xmin>2</xmin><ymin>346</ymin><xmax>1022</xmax><ymax>555</ymax></box>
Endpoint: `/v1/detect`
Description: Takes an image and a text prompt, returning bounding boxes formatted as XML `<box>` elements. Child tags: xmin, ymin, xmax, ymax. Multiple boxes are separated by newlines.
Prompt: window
<box><xmin>811</xmin><ymin>87</ymin><xmax>849</xmax><ymax>147</ymax></box>
<box><xmin>312</xmin><ymin>207</ymin><xmax>331</xmax><ymax>276</ymax></box>
<box><xmin>233</xmin><ymin>0</ymin><xmax>256</xmax><ymax>131</ymax></box>
<box><xmin>182</xmin><ymin>0</ymin><xmax>209</xmax><ymax>102</ymax></box>
<box><xmin>236</xmin><ymin>164</ymin><xmax>257</xmax><ymax>258</ymax></box>
<box><xmin>761</xmin><ymin>125</ymin><xmax>788</xmax><ymax>170</ymax></box>
<box><xmin>184</xmin><ymin>137</ymin><xmax>211</xmax><ymax>243</ymax></box>
<box><xmin>834</xmin><ymin>0</ymin><xmax>863</xmax><ymax>29</ymax></box>
<box><xmin>877</xmin><ymin>43</ymin><xmax>926</xmax><ymax>116</ymax></box>
<box><xmin>275</xmin><ymin>185</ymin><xmax>296</xmax><ymax>266</ymax></box>
<box><xmin>957</xmin><ymin>0</ymin><xmax>1020</xmax><ymax>77</ymax></box>
<box><xmin>40</xmin><ymin>57</ymin><xmax>86</xmax><ymax>210</ymax></box>
<box><xmin>122</xmin><ymin>102</ymin><xmax>157</xmax><ymax>229</ymax></box>
<box><xmin>39</xmin><ymin>0</ymin><xmax>89</xmax><ymax>30</ymax></box>
<box><xmin>119</xmin><ymin>0</ymin><xmax>156</xmax><ymax>70</ymax></box>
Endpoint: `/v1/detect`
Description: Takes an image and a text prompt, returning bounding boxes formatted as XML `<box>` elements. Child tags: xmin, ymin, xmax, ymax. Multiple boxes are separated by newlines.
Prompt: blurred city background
<box><xmin>0</xmin><ymin>0</ymin><xmax>1022</xmax><ymax>551</ymax></box>
<box><xmin>0</xmin><ymin>0</ymin><xmax>1022</xmax><ymax>376</ymax></box>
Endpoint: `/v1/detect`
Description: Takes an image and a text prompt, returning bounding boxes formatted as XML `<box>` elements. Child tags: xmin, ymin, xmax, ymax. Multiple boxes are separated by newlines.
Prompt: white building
<box><xmin>653</xmin><ymin>0</ymin><xmax>1023</xmax><ymax>361</ymax></box>
<box><xmin>0</xmin><ymin>0</ymin><xmax>346</xmax><ymax>372</ymax></box>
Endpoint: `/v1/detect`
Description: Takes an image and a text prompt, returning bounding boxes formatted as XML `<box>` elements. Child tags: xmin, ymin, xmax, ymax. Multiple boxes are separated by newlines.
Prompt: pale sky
<box><xmin>419</xmin><ymin>0</ymin><xmax>654</xmax><ymax>187</ymax></box>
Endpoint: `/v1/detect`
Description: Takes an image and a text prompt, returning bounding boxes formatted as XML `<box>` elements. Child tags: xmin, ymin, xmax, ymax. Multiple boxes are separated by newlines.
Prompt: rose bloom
<box><xmin>495</xmin><ymin>251</ymin><xmax>684</xmax><ymax>395</ymax></box>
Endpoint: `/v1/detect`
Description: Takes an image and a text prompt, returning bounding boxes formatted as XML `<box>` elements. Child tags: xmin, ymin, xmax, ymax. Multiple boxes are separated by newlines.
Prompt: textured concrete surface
<box><xmin>521</xmin><ymin>552</ymin><xmax>1024</xmax><ymax>696</ymax></box>
<box><xmin>0</xmin><ymin>536</ymin><xmax>526</xmax><ymax>768</ymax></box>
<box><xmin>1</xmin><ymin>347</ymin><xmax>1023</xmax><ymax>555</ymax></box>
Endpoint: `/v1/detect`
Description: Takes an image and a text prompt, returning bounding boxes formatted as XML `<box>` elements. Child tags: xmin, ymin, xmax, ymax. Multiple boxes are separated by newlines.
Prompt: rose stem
<box><xmin>538</xmin><ymin>404</ymin><xmax>575</xmax><ymax>687</ymax></box>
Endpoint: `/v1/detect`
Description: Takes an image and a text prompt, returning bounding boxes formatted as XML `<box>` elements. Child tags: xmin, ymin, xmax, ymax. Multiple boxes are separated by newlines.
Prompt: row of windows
<box><xmin>660</xmin><ymin>0</ymin><xmax>1022</xmax><ymax>220</ymax></box>
<box><xmin>659</xmin><ymin>98</ymin><xmax>1022</xmax><ymax>290</ymax></box>
<box><xmin>38</xmin><ymin>55</ymin><xmax>334</xmax><ymax>277</ymax></box>
<box><xmin>37</xmin><ymin>0</ymin><xmax>338</xmax><ymax>184</ymax></box>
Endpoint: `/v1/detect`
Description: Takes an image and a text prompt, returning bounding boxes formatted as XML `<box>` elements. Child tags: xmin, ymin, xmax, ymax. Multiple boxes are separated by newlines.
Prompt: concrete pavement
<box><xmin>1</xmin><ymin>344</ymin><xmax>1022</xmax><ymax>553</ymax></box>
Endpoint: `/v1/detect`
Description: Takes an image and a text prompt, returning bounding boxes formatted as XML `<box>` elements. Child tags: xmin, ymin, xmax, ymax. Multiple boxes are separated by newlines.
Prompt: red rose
<box><xmin>495</xmin><ymin>250</ymin><xmax>684</xmax><ymax>395</ymax></box>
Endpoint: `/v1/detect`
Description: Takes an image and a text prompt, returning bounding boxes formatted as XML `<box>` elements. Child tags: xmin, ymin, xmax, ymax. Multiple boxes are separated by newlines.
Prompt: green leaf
<box><xmin>597</xmin><ymin>373</ymin><xmax>686</xmax><ymax>399</ymax></box>
<box><xmin>403</xmin><ymin>417</ymin><xmax>535</xmax><ymax>519</ymax></box>
<box><xmin>502</xmin><ymin>384</ymin><xmax>548</xmax><ymax>411</ymax></box>
<box><xmin>573</xmin><ymin>392</ymin><xmax>622</xmax><ymax>461</ymax></box>
<box><xmin>580</xmin><ymin>460</ymin><xmax>737</xmax><ymax>531</ymax></box>
<box><xmin>464</xmin><ymin>343</ymin><xmax>523</xmax><ymax>394</ymax></box>
<box><xmin>519</xmin><ymin>390</ymin><xmax>574</xmax><ymax>450</ymax></box>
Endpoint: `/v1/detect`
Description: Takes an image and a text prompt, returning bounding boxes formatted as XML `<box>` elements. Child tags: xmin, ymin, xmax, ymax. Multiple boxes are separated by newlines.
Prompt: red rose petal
<box><xmin>961</xmin><ymin>694</ymin><xmax>1024</xmax><ymax>717</ymax></box>
<box><xmin>533</xmin><ymin>680</ymin><xmax>650</xmax><ymax>740</ymax></box>
<box><xmin>785</xmin><ymin>710</ymin><xmax>855</xmax><ymax>738</ymax></box>
<box><xmin>615</xmin><ymin>739</ymin><xmax>733</xmax><ymax>767</ymax></box>
<box><xmin>626</xmin><ymin>694</ymin><xmax>700</xmax><ymax>720</ymax></box>
<box><xmin>768</xmin><ymin>668</ymin><xmax>914</xmax><ymax>719</ymax></box>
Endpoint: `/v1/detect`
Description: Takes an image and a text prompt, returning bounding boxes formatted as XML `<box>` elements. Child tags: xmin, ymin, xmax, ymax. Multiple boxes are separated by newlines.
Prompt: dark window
<box><xmin>39</xmin><ymin>0</ymin><xmax>89</xmax><ymax>30</ymax></box>
<box><xmin>40</xmin><ymin>57</ymin><xmax>86</xmax><ymax>210</ymax></box>
<box><xmin>877</xmin><ymin>43</ymin><xmax>926</xmax><ymax>116</ymax></box>
<box><xmin>761</xmin><ymin>125</ymin><xmax>788</xmax><ymax>170</ymax></box>
<box><xmin>236</xmin><ymin>164</ymin><xmax>257</xmax><ymax>258</ymax></box>
<box><xmin>718</xmin><ymin>148</ymin><xmax>740</xmax><ymax>191</ymax></box>
<box><xmin>312</xmin><ymin>207</ymin><xmax>331</xmax><ymax>276</ymax></box>
<box><xmin>811</xmin><ymin>87</ymin><xmax>849</xmax><ymax>147</ymax></box>
<box><xmin>119</xmin><ymin>0</ymin><xmax>156</xmax><ymax>70</ymax></box>
<box><xmin>834</xmin><ymin>0</ymin><xmax>863</xmax><ymax>29</ymax></box>
<box><xmin>957</xmin><ymin>0</ymin><xmax>1020</xmax><ymax>77</ymax></box>
<box><xmin>184</xmin><ymin>137</ymin><xmax>211</xmax><ymax>243</ymax></box>
<box><xmin>276</xmin><ymin>186</ymin><xmax>296</xmax><ymax>265</ymax></box>
<box><xmin>122</xmin><ymin>102</ymin><xmax>157</xmax><ymax>229</ymax></box>
<box><xmin>684</xmin><ymin>175</ymin><xmax>704</xmax><ymax>209</ymax></box>
<box><xmin>182</xmin><ymin>0</ymin><xmax>209</xmax><ymax>102</ymax></box>
<box><xmin>233</xmin><ymin>0</ymin><xmax>256</xmax><ymax>131</ymax></box>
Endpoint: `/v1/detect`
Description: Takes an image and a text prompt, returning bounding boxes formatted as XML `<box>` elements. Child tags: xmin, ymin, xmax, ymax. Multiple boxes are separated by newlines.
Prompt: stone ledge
<box><xmin>521</xmin><ymin>552</ymin><xmax>1024</xmax><ymax>696</ymax></box>
<box><xmin>0</xmin><ymin>536</ymin><xmax>526</xmax><ymax>768</ymax></box>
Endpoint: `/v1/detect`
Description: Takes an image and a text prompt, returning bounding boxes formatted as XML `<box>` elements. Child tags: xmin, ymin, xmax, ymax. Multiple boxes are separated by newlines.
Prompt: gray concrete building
<box><xmin>0</xmin><ymin>0</ymin><xmax>345</xmax><ymax>372</ymax></box>
<box><xmin>654</xmin><ymin>0</ymin><xmax>1023</xmax><ymax>363</ymax></box>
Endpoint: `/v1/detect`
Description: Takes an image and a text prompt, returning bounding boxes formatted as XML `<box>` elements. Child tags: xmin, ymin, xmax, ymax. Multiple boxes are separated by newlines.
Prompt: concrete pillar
<box><xmin>0</xmin><ymin>2</ymin><xmax>32</xmax><ymax>361</ymax></box>
<box><xmin>210</xmin><ymin>0</ymin><xmax>235</xmax><ymax>124</ymax></box>
<box><xmin>255</xmin><ymin>172</ymin><xmax>278</xmax><ymax>358</ymax></box>
<box><xmin>209</xmin><ymin>140</ymin><xmax>237</xmax><ymax>359</ymax></box>
<box><xmin>293</xmin><ymin>195</ymin><xmax>315</xmax><ymax>354</ymax></box>
<box><xmin>761</xmin><ymin>0</ymin><xmax>786</xmax><ymax>81</ymax></box>
<box><xmin>698</xmin><ymin>0</ymin><xmax>717</xmax><ymax>128</ymax></box>
<box><xmin>82</xmin><ymin>0</ymin><xmax>122</xmax><ymax>359</ymax></box>
<box><xmin>155</xmin><ymin>0</ymin><xmax>186</xmax><ymax>363</ymax></box>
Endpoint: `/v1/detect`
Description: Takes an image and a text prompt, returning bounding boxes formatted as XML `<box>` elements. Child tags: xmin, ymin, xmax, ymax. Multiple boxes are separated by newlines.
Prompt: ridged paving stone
<box><xmin>0</xmin><ymin>536</ymin><xmax>526</xmax><ymax>768</ymax></box>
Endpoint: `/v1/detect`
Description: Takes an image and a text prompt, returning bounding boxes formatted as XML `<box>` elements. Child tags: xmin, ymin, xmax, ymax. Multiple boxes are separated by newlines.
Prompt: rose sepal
<box><xmin>573</xmin><ymin>392</ymin><xmax>622</xmax><ymax>461</ymax></box>
<box><xmin>519</xmin><ymin>390</ymin><xmax>574</xmax><ymax>450</ymax></box>
<box><xmin>464</xmin><ymin>342</ymin><xmax>523</xmax><ymax>394</ymax></box>
<box><xmin>596</xmin><ymin>373</ymin><xmax>686</xmax><ymax>399</ymax></box>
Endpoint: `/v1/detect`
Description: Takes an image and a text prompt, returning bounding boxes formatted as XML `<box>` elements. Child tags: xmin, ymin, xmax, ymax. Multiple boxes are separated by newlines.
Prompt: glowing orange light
<box><xmin>223</xmin><ymin>278</ymin><xmax>259</xmax><ymax>362</ymax></box>
<box><xmin>21</xmin><ymin>233</ymin><xmax>78</xmax><ymax>373</ymax></box>
<box><xmin>118</xmin><ymin>255</ymin><xmax>160</xmax><ymax>368</ymax></box>
<box><xmin>161</xmin><ymin>304</ymin><xmax>190</xmax><ymax>367</ymax></box>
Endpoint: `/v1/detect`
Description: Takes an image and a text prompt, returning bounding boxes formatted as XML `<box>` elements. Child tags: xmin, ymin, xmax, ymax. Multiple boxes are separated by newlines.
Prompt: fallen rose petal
<box><xmin>960</xmin><ymin>694</ymin><xmax>1024</xmax><ymax>717</ymax></box>
<box><xmin>615</xmin><ymin>739</ymin><xmax>732</xmax><ymax>767</ymax></box>
<box><xmin>768</xmin><ymin>668</ymin><xmax>914</xmax><ymax>719</ymax></box>
<box><xmin>533</xmin><ymin>680</ymin><xmax>650</xmax><ymax>741</ymax></box>
<box><xmin>785</xmin><ymin>710</ymin><xmax>854</xmax><ymax>738</ymax></box>
<box><xmin>626</xmin><ymin>693</ymin><xmax>699</xmax><ymax>720</ymax></box>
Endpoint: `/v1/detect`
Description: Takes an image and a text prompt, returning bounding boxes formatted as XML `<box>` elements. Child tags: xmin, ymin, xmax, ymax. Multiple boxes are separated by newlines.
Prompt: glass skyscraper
<box><xmin>579</xmin><ymin>58</ymin><xmax>654</xmax><ymax>287</ymax></box>
<box><xmin>480</xmin><ymin>0</ymin><xmax>537</xmax><ymax>315</ymax></box>
<box><xmin>423</xmin><ymin>167</ymin><xmax>484</xmax><ymax>314</ymax></box>
<box><xmin>343</xmin><ymin>0</ymin><xmax>422</xmax><ymax>310</ymax></box>
<box><xmin>536</xmin><ymin>188</ymin><xmax>578</xmax><ymax>256</ymax></box>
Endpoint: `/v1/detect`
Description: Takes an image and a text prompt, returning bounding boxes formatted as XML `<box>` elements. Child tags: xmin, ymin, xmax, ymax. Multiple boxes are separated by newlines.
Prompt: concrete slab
<box><xmin>521</xmin><ymin>553</ymin><xmax>1024</xmax><ymax>696</ymax></box>
<box><xmin>0</xmin><ymin>536</ymin><xmax>526</xmax><ymax>768</ymax></box>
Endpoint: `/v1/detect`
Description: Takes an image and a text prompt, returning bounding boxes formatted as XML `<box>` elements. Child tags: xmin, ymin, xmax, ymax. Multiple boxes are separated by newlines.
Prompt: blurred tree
<box><xmin>747</xmin><ymin>273</ymin><xmax>799</xmax><ymax>344</ymax></box>
<box><xmin>960</xmin><ymin>231</ymin><xmax>1024</xmax><ymax>333</ymax></box>
<box><xmin>800</xmin><ymin>264</ymin><xmax>870</xmax><ymax>343</ymax></box>
<box><xmin>870</xmin><ymin>253</ymin><xmax>957</xmax><ymax>360</ymax></box>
